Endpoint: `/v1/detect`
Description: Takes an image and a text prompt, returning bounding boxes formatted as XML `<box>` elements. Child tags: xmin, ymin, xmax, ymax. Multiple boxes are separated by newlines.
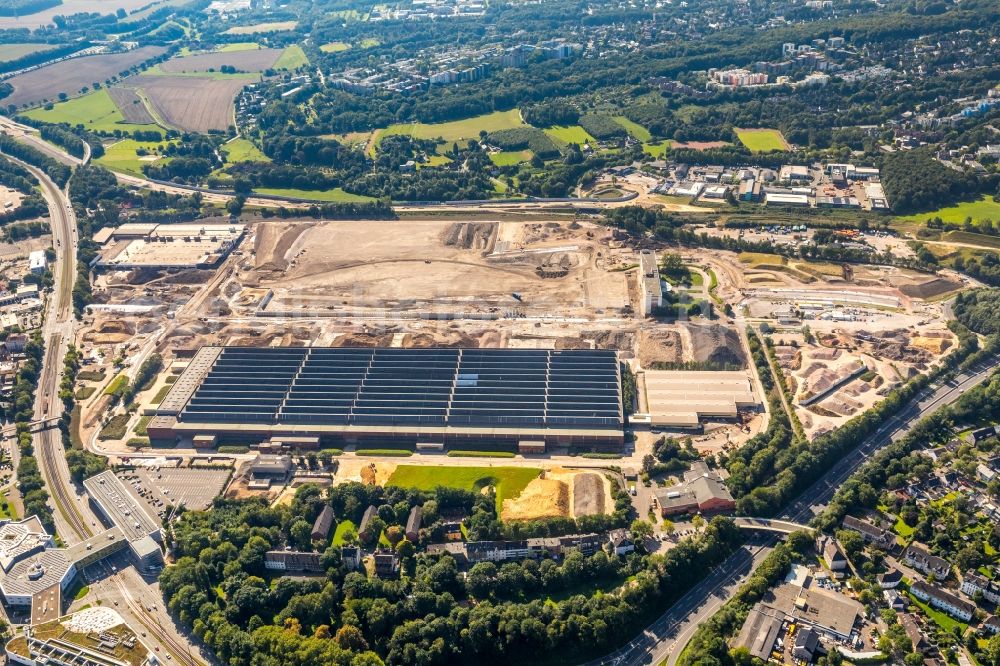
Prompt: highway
<box><xmin>4</xmin><ymin>133</ymin><xmax>206</xmax><ymax>664</ymax></box>
<box><xmin>585</xmin><ymin>355</ymin><xmax>998</xmax><ymax>666</ymax></box>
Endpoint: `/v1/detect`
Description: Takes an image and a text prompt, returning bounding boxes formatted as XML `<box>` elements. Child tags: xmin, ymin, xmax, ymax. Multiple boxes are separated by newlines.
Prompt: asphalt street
<box><xmin>584</xmin><ymin>356</ymin><xmax>997</xmax><ymax>666</ymax></box>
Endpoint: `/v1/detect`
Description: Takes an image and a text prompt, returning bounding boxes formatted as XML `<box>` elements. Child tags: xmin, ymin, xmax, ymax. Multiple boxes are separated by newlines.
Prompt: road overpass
<box><xmin>733</xmin><ymin>517</ymin><xmax>812</xmax><ymax>534</ymax></box>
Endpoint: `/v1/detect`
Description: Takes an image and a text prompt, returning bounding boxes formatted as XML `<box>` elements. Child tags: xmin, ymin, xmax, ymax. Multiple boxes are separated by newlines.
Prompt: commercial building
<box><xmin>910</xmin><ymin>581</ymin><xmax>974</xmax><ymax>622</ymax></box>
<box><xmin>0</xmin><ymin>517</ymin><xmax>127</xmax><ymax>624</ymax></box>
<box><xmin>653</xmin><ymin>462</ymin><xmax>736</xmax><ymax>516</ymax></box>
<box><xmin>6</xmin><ymin>607</ymin><xmax>151</xmax><ymax>666</ymax></box>
<box><xmin>27</xmin><ymin>251</ymin><xmax>46</xmax><ymax>275</ymax></box>
<box><xmin>95</xmin><ymin>223</ymin><xmax>246</xmax><ymax>271</ymax></box>
<box><xmin>732</xmin><ymin>603</ymin><xmax>784</xmax><ymax>661</ymax></box>
<box><xmin>639</xmin><ymin>250</ymin><xmax>663</xmax><ymax>317</ymax></box>
<box><xmin>641</xmin><ymin>370</ymin><xmax>761</xmax><ymax>428</ymax></box>
<box><xmin>83</xmin><ymin>472</ymin><xmax>163</xmax><ymax>572</ymax></box>
<box><xmin>148</xmin><ymin>346</ymin><xmax>625</xmax><ymax>450</ymax></box>
<box><xmin>765</xmin><ymin>192</ymin><xmax>810</xmax><ymax>207</ymax></box>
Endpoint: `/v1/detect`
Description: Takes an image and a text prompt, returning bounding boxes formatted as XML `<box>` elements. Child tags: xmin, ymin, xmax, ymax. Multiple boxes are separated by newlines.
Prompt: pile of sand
<box><xmin>501</xmin><ymin>477</ymin><xmax>569</xmax><ymax>521</ymax></box>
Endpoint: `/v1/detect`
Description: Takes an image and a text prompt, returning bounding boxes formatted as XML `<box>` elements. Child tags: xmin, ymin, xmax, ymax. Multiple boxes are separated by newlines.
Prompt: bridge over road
<box><xmin>734</xmin><ymin>517</ymin><xmax>812</xmax><ymax>535</ymax></box>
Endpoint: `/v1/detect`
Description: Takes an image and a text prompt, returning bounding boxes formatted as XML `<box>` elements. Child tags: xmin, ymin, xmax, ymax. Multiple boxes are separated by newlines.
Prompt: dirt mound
<box><xmin>639</xmin><ymin>328</ymin><xmax>683</xmax><ymax>366</ymax></box>
<box><xmin>403</xmin><ymin>331</ymin><xmax>480</xmax><ymax>348</ymax></box>
<box><xmin>911</xmin><ymin>335</ymin><xmax>952</xmax><ymax>354</ymax></box>
<box><xmin>161</xmin><ymin>269</ymin><xmax>214</xmax><ymax>285</ymax></box>
<box><xmin>572</xmin><ymin>473</ymin><xmax>606</xmax><ymax>517</ymax></box>
<box><xmin>555</xmin><ymin>337</ymin><xmax>591</xmax><ymax>350</ymax></box>
<box><xmin>334</xmin><ymin>331</ymin><xmax>396</xmax><ymax>347</ymax></box>
<box><xmin>586</xmin><ymin>330</ymin><xmax>634</xmax><ymax>351</ymax></box>
<box><xmin>93</xmin><ymin>320</ymin><xmax>135</xmax><ymax>335</ymax></box>
<box><xmin>686</xmin><ymin>323</ymin><xmax>746</xmax><ymax>366</ymax></box>
<box><xmin>501</xmin><ymin>476</ymin><xmax>569</xmax><ymax>521</ymax></box>
<box><xmin>900</xmin><ymin>278</ymin><xmax>963</xmax><ymax>299</ymax></box>
<box><xmin>440</xmin><ymin>222</ymin><xmax>496</xmax><ymax>250</ymax></box>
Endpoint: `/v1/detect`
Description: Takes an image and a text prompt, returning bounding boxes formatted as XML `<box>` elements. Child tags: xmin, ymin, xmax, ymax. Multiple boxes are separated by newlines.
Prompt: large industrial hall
<box><xmin>148</xmin><ymin>346</ymin><xmax>626</xmax><ymax>450</ymax></box>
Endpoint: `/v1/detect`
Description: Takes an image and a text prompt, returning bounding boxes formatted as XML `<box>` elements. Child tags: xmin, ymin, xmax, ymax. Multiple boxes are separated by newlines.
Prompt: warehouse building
<box><xmin>148</xmin><ymin>346</ymin><xmax>625</xmax><ymax>449</ymax></box>
<box><xmin>640</xmin><ymin>370</ymin><xmax>761</xmax><ymax>428</ymax></box>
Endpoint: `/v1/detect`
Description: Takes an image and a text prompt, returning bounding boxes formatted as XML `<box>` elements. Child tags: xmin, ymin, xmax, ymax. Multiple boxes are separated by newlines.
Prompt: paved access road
<box><xmin>584</xmin><ymin>356</ymin><xmax>997</xmax><ymax>666</ymax></box>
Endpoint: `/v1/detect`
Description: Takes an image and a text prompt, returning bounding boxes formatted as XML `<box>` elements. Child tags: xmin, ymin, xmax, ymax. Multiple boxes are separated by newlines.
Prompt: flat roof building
<box><xmin>27</xmin><ymin>251</ymin><xmax>46</xmax><ymax>275</ymax></box>
<box><xmin>148</xmin><ymin>346</ymin><xmax>625</xmax><ymax>449</ymax></box>
<box><xmin>642</xmin><ymin>370</ymin><xmax>760</xmax><ymax>428</ymax></box>
<box><xmin>83</xmin><ymin>472</ymin><xmax>163</xmax><ymax>572</ymax></box>
<box><xmin>639</xmin><ymin>250</ymin><xmax>663</xmax><ymax>317</ymax></box>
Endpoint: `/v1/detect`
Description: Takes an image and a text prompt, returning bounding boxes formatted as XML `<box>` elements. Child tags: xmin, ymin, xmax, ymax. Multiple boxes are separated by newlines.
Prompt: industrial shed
<box><xmin>148</xmin><ymin>346</ymin><xmax>625</xmax><ymax>449</ymax></box>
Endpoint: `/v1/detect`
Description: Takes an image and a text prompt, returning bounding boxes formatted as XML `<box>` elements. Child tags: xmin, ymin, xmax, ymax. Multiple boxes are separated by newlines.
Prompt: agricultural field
<box><xmin>0</xmin><ymin>42</ymin><xmax>56</xmax><ymax>62</ymax></box>
<box><xmin>96</xmin><ymin>139</ymin><xmax>174</xmax><ymax>176</ymax></box>
<box><xmin>157</xmin><ymin>48</ymin><xmax>283</xmax><ymax>74</ymax></box>
<box><xmin>376</xmin><ymin>109</ymin><xmax>526</xmax><ymax>152</ymax></box>
<box><xmin>387</xmin><ymin>465</ymin><xmax>541</xmax><ymax>510</ymax></box>
<box><xmin>489</xmin><ymin>150</ymin><xmax>532</xmax><ymax>166</ymax></box>
<box><xmin>274</xmin><ymin>45</ymin><xmax>308</xmax><ymax>70</ymax></box>
<box><xmin>896</xmin><ymin>195</ymin><xmax>1000</xmax><ymax>226</ymax></box>
<box><xmin>254</xmin><ymin>187</ymin><xmax>374</xmax><ymax>202</ymax></box>
<box><xmin>543</xmin><ymin>124</ymin><xmax>597</xmax><ymax>146</ymax></box>
<box><xmin>359</xmin><ymin>38</ymin><xmax>380</xmax><ymax>48</ymax></box>
<box><xmin>131</xmin><ymin>75</ymin><xmax>248</xmax><ymax>132</ymax></box>
<box><xmin>23</xmin><ymin>88</ymin><xmax>159</xmax><ymax>134</ymax></box>
<box><xmin>218</xmin><ymin>42</ymin><xmax>260</xmax><ymax>52</ymax></box>
<box><xmin>0</xmin><ymin>0</ymin><xmax>158</xmax><ymax>28</ymax></box>
<box><xmin>613</xmin><ymin>116</ymin><xmax>652</xmax><ymax>141</ymax></box>
<box><xmin>735</xmin><ymin>127</ymin><xmax>790</xmax><ymax>152</ymax></box>
<box><xmin>107</xmin><ymin>87</ymin><xmax>157</xmax><ymax>125</ymax></box>
<box><xmin>222</xmin><ymin>138</ymin><xmax>269</xmax><ymax>163</ymax></box>
<box><xmin>320</xmin><ymin>41</ymin><xmax>351</xmax><ymax>53</ymax></box>
<box><xmin>2</xmin><ymin>46</ymin><xmax>166</xmax><ymax>108</ymax></box>
<box><xmin>223</xmin><ymin>20</ymin><xmax>298</xmax><ymax>35</ymax></box>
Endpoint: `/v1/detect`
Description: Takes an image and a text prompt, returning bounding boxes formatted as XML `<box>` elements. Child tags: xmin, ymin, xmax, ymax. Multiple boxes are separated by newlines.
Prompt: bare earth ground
<box><xmin>500</xmin><ymin>468</ymin><xmax>611</xmax><ymax>521</ymax></box>
<box><xmin>4</xmin><ymin>47</ymin><xmax>166</xmax><ymax>107</ymax></box>
<box><xmin>130</xmin><ymin>75</ymin><xmax>250</xmax><ymax>132</ymax></box>
<box><xmin>247</xmin><ymin>219</ymin><xmax>630</xmax><ymax>318</ymax></box>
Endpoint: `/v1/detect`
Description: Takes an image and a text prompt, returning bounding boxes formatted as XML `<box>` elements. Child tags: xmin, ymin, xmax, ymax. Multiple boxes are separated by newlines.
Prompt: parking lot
<box><xmin>117</xmin><ymin>467</ymin><xmax>230</xmax><ymax>516</ymax></box>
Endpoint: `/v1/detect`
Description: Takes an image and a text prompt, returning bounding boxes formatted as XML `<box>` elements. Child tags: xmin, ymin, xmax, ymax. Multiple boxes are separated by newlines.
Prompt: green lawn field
<box><xmin>375</xmin><ymin>109</ymin><xmax>526</xmax><ymax>153</ymax></box>
<box><xmin>24</xmin><ymin>89</ymin><xmax>159</xmax><ymax>135</ymax></box>
<box><xmin>144</xmin><ymin>64</ymin><xmax>259</xmax><ymax>80</ymax></box>
<box><xmin>218</xmin><ymin>42</ymin><xmax>261</xmax><ymax>52</ymax></box>
<box><xmin>0</xmin><ymin>43</ymin><xmax>56</xmax><ymax>62</ymax></box>
<box><xmin>274</xmin><ymin>44</ymin><xmax>308</xmax><ymax>70</ymax></box>
<box><xmin>359</xmin><ymin>38</ymin><xmax>381</xmax><ymax>48</ymax></box>
<box><xmin>489</xmin><ymin>150</ymin><xmax>533</xmax><ymax>166</ymax></box>
<box><xmin>941</xmin><ymin>230</ymin><xmax>1000</xmax><ymax>249</ymax></box>
<box><xmin>613</xmin><ymin>116</ymin><xmax>652</xmax><ymax>142</ymax></box>
<box><xmin>320</xmin><ymin>41</ymin><xmax>351</xmax><ymax>53</ymax></box>
<box><xmin>642</xmin><ymin>141</ymin><xmax>670</xmax><ymax>158</ymax></box>
<box><xmin>97</xmin><ymin>139</ymin><xmax>174</xmax><ymax>176</ymax></box>
<box><xmin>387</xmin><ymin>465</ymin><xmax>541</xmax><ymax>510</ymax></box>
<box><xmin>897</xmin><ymin>196</ymin><xmax>1000</xmax><ymax>226</ymax></box>
<box><xmin>544</xmin><ymin>124</ymin><xmax>597</xmax><ymax>146</ymax></box>
<box><xmin>222</xmin><ymin>138</ymin><xmax>270</xmax><ymax>163</ymax></box>
<box><xmin>224</xmin><ymin>20</ymin><xmax>298</xmax><ymax>35</ymax></box>
<box><xmin>421</xmin><ymin>154</ymin><xmax>452</xmax><ymax>167</ymax></box>
<box><xmin>332</xmin><ymin>520</ymin><xmax>356</xmax><ymax>546</ymax></box>
<box><xmin>735</xmin><ymin>128</ymin><xmax>789</xmax><ymax>152</ymax></box>
<box><xmin>255</xmin><ymin>187</ymin><xmax>374</xmax><ymax>202</ymax></box>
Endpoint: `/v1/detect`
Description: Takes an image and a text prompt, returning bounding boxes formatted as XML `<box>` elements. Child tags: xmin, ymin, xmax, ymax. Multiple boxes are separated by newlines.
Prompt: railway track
<box><xmin>111</xmin><ymin>574</ymin><xmax>202</xmax><ymax>666</ymax></box>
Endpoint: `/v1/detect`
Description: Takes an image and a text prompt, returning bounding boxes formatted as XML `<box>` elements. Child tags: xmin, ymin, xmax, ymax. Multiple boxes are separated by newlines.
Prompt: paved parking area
<box><xmin>118</xmin><ymin>467</ymin><xmax>230</xmax><ymax>516</ymax></box>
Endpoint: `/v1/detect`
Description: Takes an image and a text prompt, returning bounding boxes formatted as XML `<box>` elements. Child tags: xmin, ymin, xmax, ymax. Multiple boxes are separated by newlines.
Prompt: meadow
<box><xmin>387</xmin><ymin>465</ymin><xmax>541</xmax><ymax>509</ymax></box>
<box><xmin>24</xmin><ymin>89</ymin><xmax>159</xmax><ymax>134</ymax></box>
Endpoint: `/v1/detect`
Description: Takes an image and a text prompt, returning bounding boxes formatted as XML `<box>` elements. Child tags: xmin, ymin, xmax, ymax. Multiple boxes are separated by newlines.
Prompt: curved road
<box><xmin>585</xmin><ymin>356</ymin><xmax>997</xmax><ymax>666</ymax></box>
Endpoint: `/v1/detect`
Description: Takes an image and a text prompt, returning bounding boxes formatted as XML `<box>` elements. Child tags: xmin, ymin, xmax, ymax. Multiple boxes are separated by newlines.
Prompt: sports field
<box><xmin>96</xmin><ymin>139</ymin><xmax>174</xmax><ymax>176</ymax></box>
<box><xmin>222</xmin><ymin>138</ymin><xmax>269</xmax><ymax>163</ymax></box>
<box><xmin>897</xmin><ymin>196</ymin><xmax>1000</xmax><ymax>226</ymax></box>
<box><xmin>387</xmin><ymin>465</ymin><xmax>541</xmax><ymax>509</ymax></box>
<box><xmin>24</xmin><ymin>89</ymin><xmax>159</xmax><ymax>135</ymax></box>
<box><xmin>489</xmin><ymin>150</ymin><xmax>532</xmax><ymax>166</ymax></box>
<box><xmin>544</xmin><ymin>124</ymin><xmax>597</xmax><ymax>146</ymax></box>
<box><xmin>274</xmin><ymin>45</ymin><xmax>308</xmax><ymax>70</ymax></box>
<box><xmin>735</xmin><ymin>128</ymin><xmax>789</xmax><ymax>152</ymax></box>
<box><xmin>375</xmin><ymin>109</ymin><xmax>526</xmax><ymax>152</ymax></box>
<box><xmin>320</xmin><ymin>41</ymin><xmax>351</xmax><ymax>53</ymax></box>
<box><xmin>613</xmin><ymin>116</ymin><xmax>652</xmax><ymax>141</ymax></box>
<box><xmin>254</xmin><ymin>187</ymin><xmax>374</xmax><ymax>202</ymax></box>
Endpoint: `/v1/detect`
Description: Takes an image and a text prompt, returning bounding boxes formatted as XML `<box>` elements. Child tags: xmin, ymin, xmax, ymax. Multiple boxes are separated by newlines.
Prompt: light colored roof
<box><xmin>83</xmin><ymin>471</ymin><xmax>160</xmax><ymax>543</ymax></box>
<box><xmin>0</xmin><ymin>518</ymin><xmax>51</xmax><ymax>572</ymax></box>
<box><xmin>1</xmin><ymin>549</ymin><xmax>72</xmax><ymax>597</ymax></box>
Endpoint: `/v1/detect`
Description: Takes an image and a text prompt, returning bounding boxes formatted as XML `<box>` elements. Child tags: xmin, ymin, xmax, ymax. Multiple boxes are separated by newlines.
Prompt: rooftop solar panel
<box><xmin>177</xmin><ymin>346</ymin><xmax>622</xmax><ymax>431</ymax></box>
